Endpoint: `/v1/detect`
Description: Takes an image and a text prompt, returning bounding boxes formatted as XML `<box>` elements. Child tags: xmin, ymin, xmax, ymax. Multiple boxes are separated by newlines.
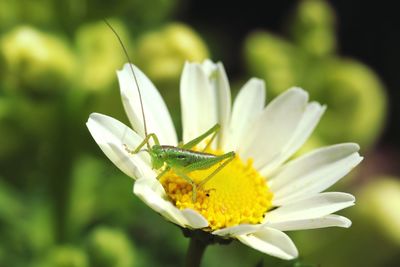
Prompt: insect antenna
<box><xmin>104</xmin><ymin>19</ymin><xmax>150</xmax><ymax>150</ymax></box>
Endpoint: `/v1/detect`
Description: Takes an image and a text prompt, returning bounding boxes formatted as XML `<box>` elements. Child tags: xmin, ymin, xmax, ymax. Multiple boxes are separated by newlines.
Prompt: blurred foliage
<box><xmin>244</xmin><ymin>0</ymin><xmax>387</xmax><ymax>152</ymax></box>
<box><xmin>41</xmin><ymin>245</ymin><xmax>89</xmax><ymax>267</ymax></box>
<box><xmin>86</xmin><ymin>227</ymin><xmax>136</xmax><ymax>267</ymax></box>
<box><xmin>0</xmin><ymin>0</ymin><xmax>178</xmax><ymax>33</ymax></box>
<box><xmin>0</xmin><ymin>0</ymin><xmax>397</xmax><ymax>266</ymax></box>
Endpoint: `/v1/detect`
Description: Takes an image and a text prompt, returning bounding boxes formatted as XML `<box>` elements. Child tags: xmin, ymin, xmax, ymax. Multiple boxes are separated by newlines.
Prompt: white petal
<box><xmin>208</xmin><ymin>62</ymin><xmax>231</xmax><ymax>149</ymax></box>
<box><xmin>239</xmin><ymin>87</ymin><xmax>308</xmax><ymax>170</ymax></box>
<box><xmin>180</xmin><ymin>62</ymin><xmax>218</xmax><ymax>146</ymax></box>
<box><xmin>271</xmin><ymin>143</ymin><xmax>362</xmax><ymax>206</ymax></box>
<box><xmin>86</xmin><ymin>113</ymin><xmax>154</xmax><ymax>180</ymax></box>
<box><xmin>224</xmin><ymin>78</ymin><xmax>266</xmax><ymax>151</ymax></box>
<box><xmin>133</xmin><ymin>178</ymin><xmax>185</xmax><ymax>227</ymax></box>
<box><xmin>213</xmin><ymin>224</ymin><xmax>262</xmax><ymax>237</ymax></box>
<box><xmin>265</xmin><ymin>214</ymin><xmax>352</xmax><ymax>231</ymax></box>
<box><xmin>181</xmin><ymin>209</ymin><xmax>209</xmax><ymax>229</ymax></box>
<box><xmin>260</xmin><ymin>102</ymin><xmax>326</xmax><ymax>176</ymax></box>
<box><xmin>266</xmin><ymin>192</ymin><xmax>355</xmax><ymax>223</ymax></box>
<box><xmin>133</xmin><ymin>179</ymin><xmax>193</xmax><ymax>227</ymax></box>
<box><xmin>237</xmin><ymin>228</ymin><xmax>298</xmax><ymax>260</ymax></box>
<box><xmin>134</xmin><ymin>178</ymin><xmax>209</xmax><ymax>229</ymax></box>
<box><xmin>200</xmin><ymin>59</ymin><xmax>216</xmax><ymax>74</ymax></box>
<box><xmin>117</xmin><ymin>63</ymin><xmax>177</xmax><ymax>145</ymax></box>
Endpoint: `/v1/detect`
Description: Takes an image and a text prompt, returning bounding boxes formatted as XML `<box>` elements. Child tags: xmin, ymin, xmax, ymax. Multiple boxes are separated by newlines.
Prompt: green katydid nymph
<box><xmin>105</xmin><ymin>20</ymin><xmax>235</xmax><ymax>202</ymax></box>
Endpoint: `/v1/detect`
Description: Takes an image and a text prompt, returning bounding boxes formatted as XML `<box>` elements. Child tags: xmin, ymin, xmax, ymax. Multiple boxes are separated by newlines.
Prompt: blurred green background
<box><xmin>1</xmin><ymin>0</ymin><xmax>399</xmax><ymax>266</ymax></box>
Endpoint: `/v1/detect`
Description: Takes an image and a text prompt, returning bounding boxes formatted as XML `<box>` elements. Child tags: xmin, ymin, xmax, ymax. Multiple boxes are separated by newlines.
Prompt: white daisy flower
<box><xmin>86</xmin><ymin>60</ymin><xmax>362</xmax><ymax>260</ymax></box>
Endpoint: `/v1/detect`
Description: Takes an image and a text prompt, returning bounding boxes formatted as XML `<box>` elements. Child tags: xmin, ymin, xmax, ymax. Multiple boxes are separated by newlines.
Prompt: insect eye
<box><xmin>177</xmin><ymin>155</ymin><xmax>185</xmax><ymax>159</ymax></box>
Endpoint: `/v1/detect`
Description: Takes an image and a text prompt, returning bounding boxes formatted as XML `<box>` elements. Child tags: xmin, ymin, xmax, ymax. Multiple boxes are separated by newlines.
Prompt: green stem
<box><xmin>185</xmin><ymin>237</ymin><xmax>208</xmax><ymax>267</ymax></box>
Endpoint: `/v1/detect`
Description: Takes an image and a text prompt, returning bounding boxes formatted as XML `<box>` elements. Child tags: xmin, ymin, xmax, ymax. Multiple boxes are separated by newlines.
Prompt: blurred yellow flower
<box><xmin>0</xmin><ymin>26</ymin><xmax>76</xmax><ymax>95</ymax></box>
<box><xmin>136</xmin><ymin>23</ymin><xmax>209</xmax><ymax>84</ymax></box>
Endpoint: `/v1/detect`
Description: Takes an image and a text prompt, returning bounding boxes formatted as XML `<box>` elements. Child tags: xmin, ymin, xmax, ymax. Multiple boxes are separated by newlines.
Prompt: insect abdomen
<box><xmin>160</xmin><ymin>145</ymin><xmax>216</xmax><ymax>168</ymax></box>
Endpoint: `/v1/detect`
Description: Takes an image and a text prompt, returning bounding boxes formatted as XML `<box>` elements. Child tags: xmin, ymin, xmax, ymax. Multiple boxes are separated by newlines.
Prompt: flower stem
<box><xmin>185</xmin><ymin>237</ymin><xmax>208</xmax><ymax>267</ymax></box>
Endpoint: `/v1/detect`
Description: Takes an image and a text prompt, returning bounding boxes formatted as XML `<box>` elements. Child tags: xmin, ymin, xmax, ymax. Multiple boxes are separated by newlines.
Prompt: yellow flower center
<box><xmin>159</xmin><ymin>149</ymin><xmax>274</xmax><ymax>231</ymax></box>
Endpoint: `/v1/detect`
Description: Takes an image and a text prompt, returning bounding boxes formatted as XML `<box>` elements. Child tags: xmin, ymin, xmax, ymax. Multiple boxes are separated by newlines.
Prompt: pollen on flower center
<box><xmin>159</xmin><ymin>149</ymin><xmax>274</xmax><ymax>231</ymax></box>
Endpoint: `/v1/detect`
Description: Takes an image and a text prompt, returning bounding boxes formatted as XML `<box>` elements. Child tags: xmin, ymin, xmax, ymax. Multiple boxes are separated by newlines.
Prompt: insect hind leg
<box><xmin>197</xmin><ymin>151</ymin><xmax>235</xmax><ymax>189</ymax></box>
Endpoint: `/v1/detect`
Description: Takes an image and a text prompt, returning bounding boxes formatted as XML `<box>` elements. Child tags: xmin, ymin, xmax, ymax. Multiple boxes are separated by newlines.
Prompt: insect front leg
<box><xmin>156</xmin><ymin>166</ymin><xmax>171</xmax><ymax>180</ymax></box>
<box><xmin>181</xmin><ymin>124</ymin><xmax>220</xmax><ymax>150</ymax></box>
<box><xmin>124</xmin><ymin>133</ymin><xmax>160</xmax><ymax>154</ymax></box>
<box><xmin>173</xmin><ymin>169</ymin><xmax>198</xmax><ymax>203</ymax></box>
